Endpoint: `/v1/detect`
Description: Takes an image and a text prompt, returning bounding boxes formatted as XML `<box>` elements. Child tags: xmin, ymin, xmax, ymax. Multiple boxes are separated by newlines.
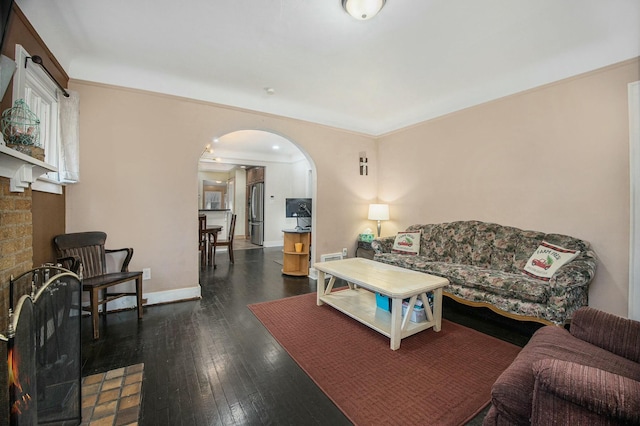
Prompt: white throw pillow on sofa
<box><xmin>392</xmin><ymin>231</ymin><xmax>421</xmax><ymax>255</ymax></box>
<box><xmin>523</xmin><ymin>241</ymin><xmax>580</xmax><ymax>281</ymax></box>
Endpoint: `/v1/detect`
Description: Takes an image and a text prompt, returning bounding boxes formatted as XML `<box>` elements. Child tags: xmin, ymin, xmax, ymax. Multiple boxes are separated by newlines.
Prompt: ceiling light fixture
<box><xmin>342</xmin><ymin>0</ymin><xmax>386</xmax><ymax>20</ymax></box>
<box><xmin>201</xmin><ymin>143</ymin><xmax>214</xmax><ymax>156</ymax></box>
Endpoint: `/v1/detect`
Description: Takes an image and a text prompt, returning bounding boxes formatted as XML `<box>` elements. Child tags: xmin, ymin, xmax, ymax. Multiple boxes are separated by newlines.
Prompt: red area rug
<box><xmin>249</xmin><ymin>293</ymin><xmax>521</xmax><ymax>426</ymax></box>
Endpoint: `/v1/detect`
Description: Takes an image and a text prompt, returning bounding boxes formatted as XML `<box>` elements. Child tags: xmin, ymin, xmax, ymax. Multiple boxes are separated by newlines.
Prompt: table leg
<box><xmin>433</xmin><ymin>287</ymin><xmax>443</xmax><ymax>332</ymax></box>
<box><xmin>390</xmin><ymin>297</ymin><xmax>403</xmax><ymax>350</ymax></box>
<box><xmin>317</xmin><ymin>271</ymin><xmax>326</xmax><ymax>306</ymax></box>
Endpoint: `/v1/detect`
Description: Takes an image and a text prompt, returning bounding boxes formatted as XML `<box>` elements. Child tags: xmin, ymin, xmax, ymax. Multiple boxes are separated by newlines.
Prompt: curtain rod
<box><xmin>25</xmin><ymin>55</ymin><xmax>70</xmax><ymax>98</ymax></box>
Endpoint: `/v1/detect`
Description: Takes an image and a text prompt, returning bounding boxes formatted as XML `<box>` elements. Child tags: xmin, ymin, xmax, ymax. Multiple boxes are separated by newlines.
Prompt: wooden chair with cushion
<box><xmin>53</xmin><ymin>231</ymin><xmax>144</xmax><ymax>340</ymax></box>
<box><xmin>209</xmin><ymin>214</ymin><xmax>237</xmax><ymax>267</ymax></box>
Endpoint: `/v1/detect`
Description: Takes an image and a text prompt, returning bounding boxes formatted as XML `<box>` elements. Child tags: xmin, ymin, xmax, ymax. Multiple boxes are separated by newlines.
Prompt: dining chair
<box><xmin>210</xmin><ymin>214</ymin><xmax>237</xmax><ymax>265</ymax></box>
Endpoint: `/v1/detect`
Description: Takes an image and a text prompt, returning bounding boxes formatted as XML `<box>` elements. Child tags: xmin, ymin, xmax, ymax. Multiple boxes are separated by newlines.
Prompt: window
<box><xmin>13</xmin><ymin>44</ymin><xmax>62</xmax><ymax>193</ymax></box>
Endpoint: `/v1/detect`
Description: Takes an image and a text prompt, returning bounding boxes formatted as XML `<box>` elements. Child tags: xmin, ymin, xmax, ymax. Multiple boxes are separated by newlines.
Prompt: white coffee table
<box><xmin>315</xmin><ymin>257</ymin><xmax>449</xmax><ymax>350</ymax></box>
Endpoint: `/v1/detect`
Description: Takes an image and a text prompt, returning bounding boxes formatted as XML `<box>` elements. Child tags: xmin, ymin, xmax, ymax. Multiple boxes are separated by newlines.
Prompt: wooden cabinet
<box><xmin>282</xmin><ymin>230</ymin><xmax>311</xmax><ymax>276</ymax></box>
<box><xmin>246</xmin><ymin>166</ymin><xmax>264</xmax><ymax>184</ymax></box>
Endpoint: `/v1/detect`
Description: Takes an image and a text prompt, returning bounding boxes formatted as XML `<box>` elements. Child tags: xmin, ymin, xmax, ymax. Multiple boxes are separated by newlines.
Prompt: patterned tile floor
<box><xmin>81</xmin><ymin>363</ymin><xmax>144</xmax><ymax>426</ymax></box>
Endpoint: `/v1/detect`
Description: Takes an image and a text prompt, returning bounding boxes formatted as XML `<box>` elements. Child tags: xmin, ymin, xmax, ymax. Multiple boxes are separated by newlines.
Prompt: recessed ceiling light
<box><xmin>264</xmin><ymin>87</ymin><xmax>275</xmax><ymax>95</ymax></box>
<box><xmin>272</xmin><ymin>145</ymin><xmax>280</xmax><ymax>150</ymax></box>
<box><xmin>213</xmin><ymin>138</ymin><xmax>219</xmax><ymax>143</ymax></box>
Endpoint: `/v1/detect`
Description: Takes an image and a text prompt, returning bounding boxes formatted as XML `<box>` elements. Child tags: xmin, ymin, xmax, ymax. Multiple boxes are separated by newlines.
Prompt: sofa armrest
<box><xmin>548</xmin><ymin>258</ymin><xmax>597</xmax><ymax>290</ymax></box>
<box><xmin>532</xmin><ymin>359</ymin><xmax>640</xmax><ymax>425</ymax></box>
<box><xmin>371</xmin><ymin>236</ymin><xmax>395</xmax><ymax>254</ymax></box>
<box><xmin>570</xmin><ymin>307</ymin><xmax>640</xmax><ymax>363</ymax></box>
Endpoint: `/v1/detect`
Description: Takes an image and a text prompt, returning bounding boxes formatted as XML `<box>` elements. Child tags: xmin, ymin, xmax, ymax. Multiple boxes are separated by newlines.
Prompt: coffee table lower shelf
<box><xmin>319</xmin><ymin>289</ymin><xmax>438</xmax><ymax>341</ymax></box>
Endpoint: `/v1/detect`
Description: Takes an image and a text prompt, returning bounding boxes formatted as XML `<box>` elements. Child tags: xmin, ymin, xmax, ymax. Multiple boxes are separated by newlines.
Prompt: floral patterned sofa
<box><xmin>371</xmin><ymin>220</ymin><xmax>597</xmax><ymax>325</ymax></box>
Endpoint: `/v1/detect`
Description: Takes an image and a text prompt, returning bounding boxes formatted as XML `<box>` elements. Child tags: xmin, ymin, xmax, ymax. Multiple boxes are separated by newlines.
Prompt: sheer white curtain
<box><xmin>58</xmin><ymin>90</ymin><xmax>80</xmax><ymax>183</ymax></box>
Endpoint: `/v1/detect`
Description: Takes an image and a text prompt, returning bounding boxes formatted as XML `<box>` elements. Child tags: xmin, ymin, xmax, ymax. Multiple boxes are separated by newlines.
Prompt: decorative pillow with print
<box><xmin>523</xmin><ymin>241</ymin><xmax>580</xmax><ymax>281</ymax></box>
<box><xmin>392</xmin><ymin>231</ymin><xmax>421</xmax><ymax>255</ymax></box>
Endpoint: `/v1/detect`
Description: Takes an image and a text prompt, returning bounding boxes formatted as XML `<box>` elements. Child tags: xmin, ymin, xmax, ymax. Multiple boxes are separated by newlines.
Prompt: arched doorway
<box><xmin>198</xmin><ymin>130</ymin><xmax>316</xmax><ymax>263</ymax></box>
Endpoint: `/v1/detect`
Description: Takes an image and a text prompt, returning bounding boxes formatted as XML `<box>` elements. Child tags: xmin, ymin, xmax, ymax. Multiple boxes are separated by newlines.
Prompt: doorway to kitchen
<box><xmin>198</xmin><ymin>130</ymin><xmax>315</xmax><ymax>261</ymax></box>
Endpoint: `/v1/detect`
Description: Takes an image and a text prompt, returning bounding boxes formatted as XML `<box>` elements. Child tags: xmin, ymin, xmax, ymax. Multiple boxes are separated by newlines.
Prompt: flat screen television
<box><xmin>285</xmin><ymin>198</ymin><xmax>312</xmax><ymax>218</ymax></box>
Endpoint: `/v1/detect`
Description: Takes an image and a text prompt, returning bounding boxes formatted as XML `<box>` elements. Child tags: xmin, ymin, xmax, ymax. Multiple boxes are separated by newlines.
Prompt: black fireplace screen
<box><xmin>9</xmin><ymin>295</ymin><xmax>36</xmax><ymax>425</ymax></box>
<box><xmin>7</xmin><ymin>266</ymin><xmax>82</xmax><ymax>426</ymax></box>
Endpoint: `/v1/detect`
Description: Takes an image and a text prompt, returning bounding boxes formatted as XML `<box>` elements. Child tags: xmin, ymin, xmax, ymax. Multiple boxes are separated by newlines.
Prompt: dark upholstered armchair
<box><xmin>53</xmin><ymin>231</ymin><xmax>144</xmax><ymax>339</ymax></box>
<box><xmin>485</xmin><ymin>307</ymin><xmax>640</xmax><ymax>425</ymax></box>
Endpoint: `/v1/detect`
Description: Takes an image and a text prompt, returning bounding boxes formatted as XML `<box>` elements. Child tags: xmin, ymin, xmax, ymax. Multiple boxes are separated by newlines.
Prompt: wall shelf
<box><xmin>0</xmin><ymin>144</ymin><xmax>57</xmax><ymax>192</ymax></box>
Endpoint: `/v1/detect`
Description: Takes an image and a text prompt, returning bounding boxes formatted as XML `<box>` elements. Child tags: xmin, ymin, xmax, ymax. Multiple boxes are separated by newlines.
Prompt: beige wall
<box><xmin>66</xmin><ymin>81</ymin><xmax>377</xmax><ymax>299</ymax></box>
<box><xmin>66</xmin><ymin>59</ymin><xmax>639</xmax><ymax>316</ymax></box>
<box><xmin>377</xmin><ymin>59</ymin><xmax>640</xmax><ymax>318</ymax></box>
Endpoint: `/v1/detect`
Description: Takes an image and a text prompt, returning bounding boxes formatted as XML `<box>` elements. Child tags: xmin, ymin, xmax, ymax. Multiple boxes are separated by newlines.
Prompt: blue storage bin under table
<box><xmin>375</xmin><ymin>293</ymin><xmax>391</xmax><ymax>312</ymax></box>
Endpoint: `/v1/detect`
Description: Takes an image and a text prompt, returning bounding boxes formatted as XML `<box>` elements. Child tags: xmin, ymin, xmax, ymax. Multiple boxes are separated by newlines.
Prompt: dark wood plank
<box><xmin>81</xmin><ymin>248</ymin><xmax>352</xmax><ymax>425</ymax></box>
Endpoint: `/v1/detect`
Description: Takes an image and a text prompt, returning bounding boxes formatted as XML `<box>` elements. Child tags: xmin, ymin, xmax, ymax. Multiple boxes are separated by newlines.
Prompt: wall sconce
<box><xmin>368</xmin><ymin>203</ymin><xmax>389</xmax><ymax>237</ymax></box>
<box><xmin>359</xmin><ymin>151</ymin><xmax>368</xmax><ymax>175</ymax></box>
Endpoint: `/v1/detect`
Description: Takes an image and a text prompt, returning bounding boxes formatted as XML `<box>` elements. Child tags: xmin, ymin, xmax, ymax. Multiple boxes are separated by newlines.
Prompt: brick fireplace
<box><xmin>0</xmin><ymin>177</ymin><xmax>34</xmax><ymax>332</ymax></box>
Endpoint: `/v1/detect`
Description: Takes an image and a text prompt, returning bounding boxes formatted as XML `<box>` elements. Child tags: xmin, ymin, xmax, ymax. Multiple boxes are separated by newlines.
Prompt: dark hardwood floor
<box><xmin>81</xmin><ymin>247</ymin><xmax>541</xmax><ymax>425</ymax></box>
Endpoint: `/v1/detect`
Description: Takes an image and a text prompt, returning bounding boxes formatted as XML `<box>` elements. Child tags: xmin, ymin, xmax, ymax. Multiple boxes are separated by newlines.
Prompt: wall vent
<box><xmin>319</xmin><ymin>253</ymin><xmax>343</xmax><ymax>280</ymax></box>
<box><xmin>320</xmin><ymin>253</ymin><xmax>343</xmax><ymax>262</ymax></box>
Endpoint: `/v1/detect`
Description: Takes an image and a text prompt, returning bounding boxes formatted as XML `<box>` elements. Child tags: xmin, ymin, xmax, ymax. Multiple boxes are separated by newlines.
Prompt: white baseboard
<box><xmin>308</xmin><ymin>267</ymin><xmax>318</xmax><ymax>280</ymax></box>
<box><xmin>95</xmin><ymin>285</ymin><xmax>202</xmax><ymax>312</ymax></box>
<box><xmin>264</xmin><ymin>240</ymin><xmax>283</xmax><ymax>247</ymax></box>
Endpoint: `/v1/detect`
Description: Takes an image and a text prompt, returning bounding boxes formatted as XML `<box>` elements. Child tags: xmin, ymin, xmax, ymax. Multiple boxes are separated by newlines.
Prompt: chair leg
<box><xmin>90</xmin><ymin>288</ymin><xmax>100</xmax><ymax>340</ymax></box>
<box><xmin>136</xmin><ymin>274</ymin><xmax>143</xmax><ymax>319</ymax></box>
<box><xmin>102</xmin><ymin>288</ymin><xmax>107</xmax><ymax>317</ymax></box>
<box><xmin>229</xmin><ymin>243</ymin><xmax>234</xmax><ymax>264</ymax></box>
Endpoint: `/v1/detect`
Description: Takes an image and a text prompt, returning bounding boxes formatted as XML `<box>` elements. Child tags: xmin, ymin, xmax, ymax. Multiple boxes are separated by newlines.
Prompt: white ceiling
<box><xmin>15</xmin><ymin>0</ymin><xmax>640</xmax><ymax>137</ymax></box>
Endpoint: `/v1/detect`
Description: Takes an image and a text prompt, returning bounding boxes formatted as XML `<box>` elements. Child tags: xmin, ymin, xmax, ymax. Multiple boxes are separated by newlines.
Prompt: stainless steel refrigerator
<box><xmin>249</xmin><ymin>182</ymin><xmax>264</xmax><ymax>245</ymax></box>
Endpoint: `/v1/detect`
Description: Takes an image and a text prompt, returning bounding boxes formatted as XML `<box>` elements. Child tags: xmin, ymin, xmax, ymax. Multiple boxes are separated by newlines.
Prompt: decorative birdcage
<box><xmin>1</xmin><ymin>99</ymin><xmax>43</xmax><ymax>161</ymax></box>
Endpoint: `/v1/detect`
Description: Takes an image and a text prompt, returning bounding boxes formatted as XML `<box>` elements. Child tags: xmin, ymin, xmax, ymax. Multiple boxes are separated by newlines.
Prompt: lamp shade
<box><xmin>342</xmin><ymin>0</ymin><xmax>386</xmax><ymax>20</ymax></box>
<box><xmin>368</xmin><ymin>204</ymin><xmax>389</xmax><ymax>221</ymax></box>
